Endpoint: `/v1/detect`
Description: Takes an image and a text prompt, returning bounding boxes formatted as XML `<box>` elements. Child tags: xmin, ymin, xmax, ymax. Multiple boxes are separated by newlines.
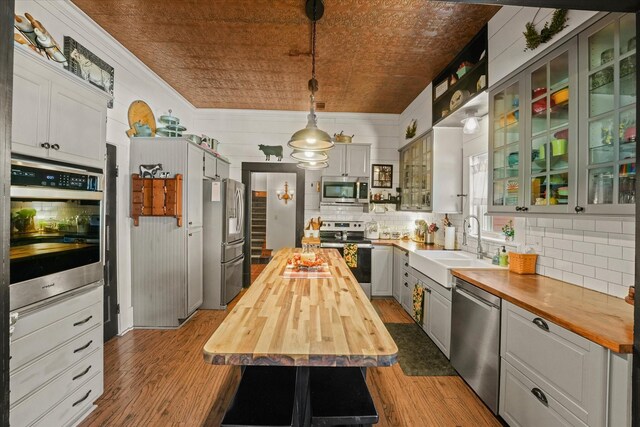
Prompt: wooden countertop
<box><xmin>10</xmin><ymin>242</ymin><xmax>94</xmax><ymax>260</ymax></box>
<box><xmin>203</xmin><ymin>248</ymin><xmax>398</xmax><ymax>366</ymax></box>
<box><xmin>372</xmin><ymin>239</ymin><xmax>443</xmax><ymax>251</ymax></box>
<box><xmin>451</xmin><ymin>269</ymin><xmax>634</xmax><ymax>353</ymax></box>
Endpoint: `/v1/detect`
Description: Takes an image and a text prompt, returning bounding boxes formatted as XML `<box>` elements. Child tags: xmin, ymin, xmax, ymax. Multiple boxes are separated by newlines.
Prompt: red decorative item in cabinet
<box><xmin>131</xmin><ymin>174</ymin><xmax>183</xmax><ymax>226</ymax></box>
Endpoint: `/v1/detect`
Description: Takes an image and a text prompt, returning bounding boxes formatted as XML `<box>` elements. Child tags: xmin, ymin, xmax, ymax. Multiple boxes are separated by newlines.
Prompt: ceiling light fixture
<box><xmin>461</xmin><ymin>108</ymin><xmax>480</xmax><ymax>134</ymax></box>
<box><xmin>296</xmin><ymin>161</ymin><xmax>328</xmax><ymax>170</ymax></box>
<box><xmin>290</xmin><ymin>150</ymin><xmax>328</xmax><ymax>162</ymax></box>
<box><xmin>288</xmin><ymin>0</ymin><xmax>334</xmax><ymax>154</ymax></box>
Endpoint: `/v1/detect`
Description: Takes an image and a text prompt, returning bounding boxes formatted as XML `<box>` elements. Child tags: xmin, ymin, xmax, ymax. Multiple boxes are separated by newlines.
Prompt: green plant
<box><xmin>405</xmin><ymin>119</ymin><xmax>417</xmax><ymax>139</ymax></box>
<box><xmin>524</xmin><ymin>9</ymin><xmax>568</xmax><ymax>51</ymax></box>
<box><xmin>502</xmin><ymin>220</ymin><xmax>515</xmax><ymax>241</ymax></box>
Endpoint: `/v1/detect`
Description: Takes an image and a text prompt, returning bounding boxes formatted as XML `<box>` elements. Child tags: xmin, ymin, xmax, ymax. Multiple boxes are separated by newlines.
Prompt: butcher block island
<box><xmin>203</xmin><ymin>248</ymin><xmax>398</xmax><ymax>426</ymax></box>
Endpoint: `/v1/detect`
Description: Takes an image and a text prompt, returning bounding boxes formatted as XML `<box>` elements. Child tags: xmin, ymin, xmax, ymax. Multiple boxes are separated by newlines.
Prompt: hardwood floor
<box><xmin>80</xmin><ymin>298</ymin><xmax>500</xmax><ymax>427</ymax></box>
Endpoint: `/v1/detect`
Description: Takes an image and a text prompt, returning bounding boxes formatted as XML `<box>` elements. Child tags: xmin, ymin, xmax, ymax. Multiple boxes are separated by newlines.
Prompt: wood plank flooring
<box><xmin>80</xmin><ymin>298</ymin><xmax>501</xmax><ymax>427</ymax></box>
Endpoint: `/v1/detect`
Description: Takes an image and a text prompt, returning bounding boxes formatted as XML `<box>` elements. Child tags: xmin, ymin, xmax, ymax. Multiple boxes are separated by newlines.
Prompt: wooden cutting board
<box><xmin>127</xmin><ymin>100</ymin><xmax>156</xmax><ymax>137</ymax></box>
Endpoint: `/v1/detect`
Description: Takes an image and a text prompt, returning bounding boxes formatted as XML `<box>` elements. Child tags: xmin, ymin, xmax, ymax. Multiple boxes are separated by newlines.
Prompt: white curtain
<box><xmin>470</xmin><ymin>153</ymin><xmax>488</xmax><ymax>205</ymax></box>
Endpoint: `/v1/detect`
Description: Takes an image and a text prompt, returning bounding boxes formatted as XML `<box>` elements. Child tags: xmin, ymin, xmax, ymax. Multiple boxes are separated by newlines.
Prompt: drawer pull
<box><xmin>404</xmin><ymin>282</ymin><xmax>408</xmax><ymax>287</ymax></box>
<box><xmin>532</xmin><ymin>317</ymin><xmax>549</xmax><ymax>332</ymax></box>
<box><xmin>72</xmin><ymin>365</ymin><xmax>92</xmax><ymax>381</ymax></box>
<box><xmin>72</xmin><ymin>390</ymin><xmax>92</xmax><ymax>407</ymax></box>
<box><xmin>531</xmin><ymin>388</ymin><xmax>548</xmax><ymax>407</ymax></box>
<box><xmin>404</xmin><ymin>272</ymin><xmax>408</xmax><ymax>277</ymax></box>
<box><xmin>73</xmin><ymin>315</ymin><xmax>93</xmax><ymax>327</ymax></box>
<box><xmin>404</xmin><ymin>262</ymin><xmax>409</xmax><ymax>267</ymax></box>
<box><xmin>73</xmin><ymin>340</ymin><xmax>93</xmax><ymax>353</ymax></box>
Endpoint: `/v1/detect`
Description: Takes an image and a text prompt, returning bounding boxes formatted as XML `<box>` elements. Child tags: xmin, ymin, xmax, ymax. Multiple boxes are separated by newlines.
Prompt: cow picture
<box><xmin>258</xmin><ymin>144</ymin><xmax>283</xmax><ymax>161</ymax></box>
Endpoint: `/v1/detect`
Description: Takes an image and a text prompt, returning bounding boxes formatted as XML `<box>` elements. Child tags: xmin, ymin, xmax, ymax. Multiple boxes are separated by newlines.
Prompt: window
<box><xmin>468</xmin><ymin>153</ymin><xmax>513</xmax><ymax>239</ymax></box>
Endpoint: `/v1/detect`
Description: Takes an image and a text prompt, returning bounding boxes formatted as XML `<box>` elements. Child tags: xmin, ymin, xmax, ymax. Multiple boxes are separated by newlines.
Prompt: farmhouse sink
<box><xmin>409</xmin><ymin>250</ymin><xmax>505</xmax><ymax>288</ymax></box>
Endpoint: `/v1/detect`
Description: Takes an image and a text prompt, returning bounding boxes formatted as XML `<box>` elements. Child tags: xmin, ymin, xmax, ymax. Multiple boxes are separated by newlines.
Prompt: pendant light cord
<box><xmin>311</xmin><ymin>20</ymin><xmax>316</xmax><ymax>84</ymax></box>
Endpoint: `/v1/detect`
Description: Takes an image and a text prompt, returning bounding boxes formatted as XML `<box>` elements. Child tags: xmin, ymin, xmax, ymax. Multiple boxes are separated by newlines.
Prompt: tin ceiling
<box><xmin>71</xmin><ymin>0</ymin><xmax>500</xmax><ymax>113</ymax></box>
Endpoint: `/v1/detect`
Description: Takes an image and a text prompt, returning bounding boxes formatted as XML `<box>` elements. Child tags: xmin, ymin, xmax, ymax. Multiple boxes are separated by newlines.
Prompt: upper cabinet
<box><xmin>432</xmin><ymin>25</ymin><xmax>488</xmax><ymax>126</ymax></box>
<box><xmin>400</xmin><ymin>128</ymin><xmax>462</xmax><ymax>213</ymax></box>
<box><xmin>578</xmin><ymin>13</ymin><xmax>636</xmax><ymax>215</ymax></box>
<box><xmin>323</xmin><ymin>143</ymin><xmax>370</xmax><ymax>177</ymax></box>
<box><xmin>12</xmin><ymin>46</ymin><xmax>110</xmax><ymax>169</ymax></box>
<box><xmin>489</xmin><ymin>13</ymin><xmax>636</xmax><ymax>216</ymax></box>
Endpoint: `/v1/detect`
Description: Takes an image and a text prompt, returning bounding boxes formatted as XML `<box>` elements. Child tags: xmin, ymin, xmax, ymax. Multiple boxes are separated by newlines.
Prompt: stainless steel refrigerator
<box><xmin>202</xmin><ymin>178</ymin><xmax>245</xmax><ymax>309</ymax></box>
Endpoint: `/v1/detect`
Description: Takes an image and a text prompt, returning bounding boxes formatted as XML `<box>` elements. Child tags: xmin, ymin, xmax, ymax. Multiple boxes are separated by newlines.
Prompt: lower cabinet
<box><xmin>10</xmin><ymin>284</ymin><xmax>104</xmax><ymax>427</ymax></box>
<box><xmin>392</xmin><ymin>248</ymin><xmax>406</xmax><ymax>301</ymax></box>
<box><xmin>372</xmin><ymin>245</ymin><xmax>393</xmax><ymax>296</ymax></box>
<box><xmin>425</xmin><ymin>285</ymin><xmax>451</xmax><ymax>358</ymax></box>
<box><xmin>400</xmin><ymin>270</ymin><xmax>413</xmax><ymax>314</ymax></box>
<box><xmin>499</xmin><ymin>301</ymin><xmax>616</xmax><ymax>427</ymax></box>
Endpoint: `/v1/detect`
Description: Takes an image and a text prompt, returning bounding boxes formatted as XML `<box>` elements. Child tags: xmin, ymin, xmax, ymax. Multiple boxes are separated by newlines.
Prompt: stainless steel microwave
<box><xmin>320</xmin><ymin>176</ymin><xmax>369</xmax><ymax>204</ymax></box>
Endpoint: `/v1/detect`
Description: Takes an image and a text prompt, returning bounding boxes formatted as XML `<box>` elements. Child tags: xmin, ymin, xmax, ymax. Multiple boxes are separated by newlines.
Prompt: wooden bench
<box><xmin>221</xmin><ymin>366</ymin><xmax>297</xmax><ymax>427</ymax></box>
<box><xmin>309</xmin><ymin>367</ymin><xmax>378</xmax><ymax>427</ymax></box>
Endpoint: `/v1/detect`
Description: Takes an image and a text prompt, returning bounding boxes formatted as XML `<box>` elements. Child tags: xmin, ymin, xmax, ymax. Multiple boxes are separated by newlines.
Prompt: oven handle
<box><xmin>320</xmin><ymin>243</ymin><xmax>373</xmax><ymax>249</ymax></box>
<box><xmin>11</xmin><ymin>187</ymin><xmax>103</xmax><ymax>201</ymax></box>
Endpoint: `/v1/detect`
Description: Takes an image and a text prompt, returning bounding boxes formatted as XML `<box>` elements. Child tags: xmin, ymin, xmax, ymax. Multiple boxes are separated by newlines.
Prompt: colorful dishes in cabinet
<box><xmin>551</xmin><ymin>88</ymin><xmax>569</xmax><ymax>105</ymax></box>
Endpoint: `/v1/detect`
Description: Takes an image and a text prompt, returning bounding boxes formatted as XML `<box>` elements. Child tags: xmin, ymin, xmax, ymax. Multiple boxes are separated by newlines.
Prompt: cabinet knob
<box><xmin>515</xmin><ymin>206</ymin><xmax>522</xmax><ymax>212</ymax></box>
<box><xmin>189</xmin><ymin>233</ymin><xmax>193</xmax><ymax>237</ymax></box>
<box><xmin>404</xmin><ymin>272</ymin><xmax>408</xmax><ymax>277</ymax></box>
<box><xmin>40</xmin><ymin>142</ymin><xmax>51</xmax><ymax>149</ymax></box>
<box><xmin>189</xmin><ymin>221</ymin><xmax>193</xmax><ymax>225</ymax></box>
<box><xmin>426</xmin><ymin>288</ymin><xmax>431</xmax><ymax>293</ymax></box>
<box><xmin>521</xmin><ymin>206</ymin><xmax>528</xmax><ymax>212</ymax></box>
<box><xmin>404</xmin><ymin>282</ymin><xmax>408</xmax><ymax>287</ymax></box>
<box><xmin>532</xmin><ymin>317</ymin><xmax>549</xmax><ymax>332</ymax></box>
<box><xmin>51</xmin><ymin>143</ymin><xmax>60</xmax><ymax>150</ymax></box>
<box><xmin>575</xmin><ymin>206</ymin><xmax>584</xmax><ymax>213</ymax></box>
<box><xmin>404</xmin><ymin>262</ymin><xmax>408</xmax><ymax>267</ymax></box>
<box><xmin>531</xmin><ymin>388</ymin><xmax>548</xmax><ymax>407</ymax></box>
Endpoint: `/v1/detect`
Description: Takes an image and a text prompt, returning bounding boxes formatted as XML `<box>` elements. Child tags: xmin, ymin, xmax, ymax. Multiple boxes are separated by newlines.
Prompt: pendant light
<box><xmin>288</xmin><ymin>0</ymin><xmax>333</xmax><ymax>154</ymax></box>
<box><xmin>296</xmin><ymin>161</ymin><xmax>328</xmax><ymax>170</ymax></box>
<box><xmin>291</xmin><ymin>149</ymin><xmax>328</xmax><ymax>162</ymax></box>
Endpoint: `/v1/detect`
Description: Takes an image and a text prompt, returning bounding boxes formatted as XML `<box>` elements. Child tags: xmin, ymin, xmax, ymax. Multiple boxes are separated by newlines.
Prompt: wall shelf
<box><xmin>131</xmin><ymin>174</ymin><xmax>183</xmax><ymax>226</ymax></box>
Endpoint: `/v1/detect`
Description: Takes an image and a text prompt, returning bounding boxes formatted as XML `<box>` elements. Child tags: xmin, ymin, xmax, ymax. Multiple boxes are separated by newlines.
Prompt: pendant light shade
<box><xmin>290</xmin><ymin>149</ymin><xmax>328</xmax><ymax>162</ymax></box>
<box><xmin>289</xmin><ymin>1</ymin><xmax>333</xmax><ymax>157</ymax></box>
<box><xmin>296</xmin><ymin>161</ymin><xmax>328</xmax><ymax>170</ymax></box>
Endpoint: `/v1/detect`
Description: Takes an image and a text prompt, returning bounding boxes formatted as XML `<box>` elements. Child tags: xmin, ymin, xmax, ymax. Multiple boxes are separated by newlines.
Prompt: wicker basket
<box><xmin>508</xmin><ymin>252</ymin><xmax>538</xmax><ymax>274</ymax></box>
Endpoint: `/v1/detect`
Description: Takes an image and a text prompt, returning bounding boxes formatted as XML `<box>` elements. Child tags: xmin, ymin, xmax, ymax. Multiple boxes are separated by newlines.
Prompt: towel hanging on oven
<box><xmin>412</xmin><ymin>284</ymin><xmax>424</xmax><ymax>323</ymax></box>
<box><xmin>343</xmin><ymin>243</ymin><xmax>358</xmax><ymax>268</ymax></box>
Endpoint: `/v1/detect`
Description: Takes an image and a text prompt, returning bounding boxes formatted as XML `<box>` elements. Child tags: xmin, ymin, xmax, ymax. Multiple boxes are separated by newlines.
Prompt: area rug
<box><xmin>384</xmin><ymin>322</ymin><xmax>457</xmax><ymax>376</ymax></box>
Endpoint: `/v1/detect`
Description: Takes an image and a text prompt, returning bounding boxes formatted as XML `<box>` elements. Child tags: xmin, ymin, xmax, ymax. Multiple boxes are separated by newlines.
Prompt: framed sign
<box><xmin>64</xmin><ymin>36</ymin><xmax>114</xmax><ymax>108</ymax></box>
<box><xmin>372</xmin><ymin>164</ymin><xmax>393</xmax><ymax>188</ymax></box>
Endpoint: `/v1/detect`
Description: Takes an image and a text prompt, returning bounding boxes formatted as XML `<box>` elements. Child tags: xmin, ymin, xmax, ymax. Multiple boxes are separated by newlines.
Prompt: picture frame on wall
<box><xmin>372</xmin><ymin>164</ymin><xmax>393</xmax><ymax>188</ymax></box>
<box><xmin>64</xmin><ymin>36</ymin><xmax>114</xmax><ymax>108</ymax></box>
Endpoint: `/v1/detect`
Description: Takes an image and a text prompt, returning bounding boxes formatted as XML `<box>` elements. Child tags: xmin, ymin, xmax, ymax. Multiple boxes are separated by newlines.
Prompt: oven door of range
<box><xmin>320</xmin><ymin>243</ymin><xmax>372</xmax><ymax>284</ymax></box>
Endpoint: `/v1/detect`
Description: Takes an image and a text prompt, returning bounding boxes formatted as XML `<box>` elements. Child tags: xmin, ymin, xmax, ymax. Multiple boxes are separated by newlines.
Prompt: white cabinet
<box><xmin>204</xmin><ymin>154</ymin><xmax>230</xmax><ymax>180</ymax></box>
<box><xmin>323</xmin><ymin>143</ymin><xmax>371</xmax><ymax>177</ymax></box>
<box><xmin>500</xmin><ymin>301</ymin><xmax>607</xmax><ymax>427</ymax></box>
<box><xmin>392</xmin><ymin>248</ymin><xmax>407</xmax><ymax>302</ymax></box>
<box><xmin>400</xmin><ymin>270</ymin><xmax>414</xmax><ymax>314</ymax></box>
<box><xmin>10</xmin><ymin>284</ymin><xmax>103</xmax><ymax>427</ymax></box>
<box><xmin>187</xmin><ymin>144</ymin><xmax>204</xmax><ymax>228</ymax></box>
<box><xmin>12</xmin><ymin>45</ymin><xmax>109</xmax><ymax>169</ymax></box>
<box><xmin>412</xmin><ymin>268</ymin><xmax>452</xmax><ymax>358</ymax></box>
<box><xmin>187</xmin><ymin>228</ymin><xmax>204</xmax><ymax>314</ymax></box>
<box><xmin>372</xmin><ymin>245</ymin><xmax>393</xmax><ymax>296</ymax></box>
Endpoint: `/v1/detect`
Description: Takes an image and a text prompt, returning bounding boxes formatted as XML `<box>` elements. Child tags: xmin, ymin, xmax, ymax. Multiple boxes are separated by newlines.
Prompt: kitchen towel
<box><xmin>343</xmin><ymin>243</ymin><xmax>358</xmax><ymax>268</ymax></box>
<box><xmin>412</xmin><ymin>284</ymin><xmax>424</xmax><ymax>324</ymax></box>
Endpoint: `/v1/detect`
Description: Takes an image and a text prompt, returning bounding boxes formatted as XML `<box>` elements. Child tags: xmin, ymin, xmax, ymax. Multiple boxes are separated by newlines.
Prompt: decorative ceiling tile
<box><xmin>71</xmin><ymin>0</ymin><xmax>499</xmax><ymax>113</ymax></box>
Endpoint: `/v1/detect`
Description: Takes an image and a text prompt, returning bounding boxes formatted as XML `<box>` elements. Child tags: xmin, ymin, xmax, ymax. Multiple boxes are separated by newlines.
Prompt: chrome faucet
<box><xmin>463</xmin><ymin>215</ymin><xmax>485</xmax><ymax>259</ymax></box>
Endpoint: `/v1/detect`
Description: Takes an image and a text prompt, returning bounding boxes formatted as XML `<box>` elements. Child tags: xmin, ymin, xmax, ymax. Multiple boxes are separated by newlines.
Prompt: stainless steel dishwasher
<box><xmin>450</xmin><ymin>277</ymin><xmax>501</xmax><ymax>414</ymax></box>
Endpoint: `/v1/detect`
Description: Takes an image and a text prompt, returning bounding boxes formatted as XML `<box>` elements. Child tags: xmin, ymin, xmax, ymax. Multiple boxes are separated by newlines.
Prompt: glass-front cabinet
<box><xmin>578</xmin><ymin>13</ymin><xmax>636</xmax><ymax>215</ymax></box>
<box><xmin>489</xmin><ymin>40</ymin><xmax>577</xmax><ymax>214</ymax></box>
<box><xmin>489</xmin><ymin>76</ymin><xmax>524</xmax><ymax>213</ymax></box>
<box><xmin>400</xmin><ymin>132</ymin><xmax>433</xmax><ymax>211</ymax></box>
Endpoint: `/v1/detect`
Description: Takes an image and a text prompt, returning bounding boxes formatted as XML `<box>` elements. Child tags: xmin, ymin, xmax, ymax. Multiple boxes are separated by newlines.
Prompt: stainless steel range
<box><xmin>319</xmin><ymin>221</ymin><xmax>372</xmax><ymax>299</ymax></box>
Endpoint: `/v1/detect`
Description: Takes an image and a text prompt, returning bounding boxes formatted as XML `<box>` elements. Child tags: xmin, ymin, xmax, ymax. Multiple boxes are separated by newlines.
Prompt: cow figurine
<box><xmin>258</xmin><ymin>144</ymin><xmax>283</xmax><ymax>161</ymax></box>
<box><xmin>139</xmin><ymin>163</ymin><xmax>163</xmax><ymax>178</ymax></box>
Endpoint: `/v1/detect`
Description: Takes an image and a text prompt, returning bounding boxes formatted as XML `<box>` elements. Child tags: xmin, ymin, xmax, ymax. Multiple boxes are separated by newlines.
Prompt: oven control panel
<box><xmin>11</xmin><ymin>164</ymin><xmax>100</xmax><ymax>191</ymax></box>
<box><xmin>320</xmin><ymin>221</ymin><xmax>364</xmax><ymax>231</ymax></box>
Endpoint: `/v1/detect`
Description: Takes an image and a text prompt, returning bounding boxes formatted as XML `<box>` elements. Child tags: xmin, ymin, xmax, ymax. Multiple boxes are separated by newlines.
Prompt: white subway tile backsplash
<box><xmin>562</xmin><ymin>251</ymin><xmax>583</xmax><ymax>264</ymax></box>
<box><xmin>553</xmin><ymin>239</ymin><xmax>573</xmax><ymax>251</ymax></box>
<box><xmin>574</xmin><ymin>264</ymin><xmax>595</xmax><ymax>278</ymax></box>
<box><xmin>596</xmin><ymin>220</ymin><xmax>622</xmax><ymax>234</ymax></box>
<box><xmin>545</xmin><ymin>228</ymin><xmax>564</xmax><ymax>239</ymax></box>
<box><xmin>583</xmin><ymin>231</ymin><xmax>609</xmax><ymax>245</ymax></box>
<box><xmin>595</xmin><ymin>244</ymin><xmax>623</xmax><ymax>258</ymax></box>
<box><xmin>572</xmin><ymin>241</ymin><xmax>595</xmax><ymax>254</ymax></box>
<box><xmin>562</xmin><ymin>271</ymin><xmax>583</xmax><ymax>286</ymax></box>
<box><xmin>554</xmin><ymin>218</ymin><xmax>573</xmax><ymax>229</ymax></box>
<box><xmin>623</xmin><ymin>247</ymin><xmax>635</xmax><ymax>261</ymax></box>
<box><xmin>608</xmin><ymin>283</ymin><xmax>629</xmax><ymax>299</ymax></box>
<box><xmin>544</xmin><ymin>267</ymin><xmax>563</xmax><ymax>281</ymax></box>
<box><xmin>608</xmin><ymin>233</ymin><xmax>634</xmax><ymax>248</ymax></box>
<box><xmin>542</xmin><ymin>237</ymin><xmax>555</xmax><ymax>248</ymax></box>
<box><xmin>622</xmin><ymin>221</ymin><xmax>635</xmax><ymax>235</ymax></box>
<box><xmin>537</xmin><ymin>218</ymin><xmax>554</xmax><ymax>227</ymax></box>
<box><xmin>544</xmin><ymin>247</ymin><xmax>563</xmax><ymax>258</ymax></box>
<box><xmin>596</xmin><ymin>268</ymin><xmax>622</xmax><ymax>285</ymax></box>
<box><xmin>554</xmin><ymin>259</ymin><xmax>573</xmax><ymax>272</ymax></box>
<box><xmin>583</xmin><ymin>277</ymin><xmax>608</xmax><ymax>293</ymax></box>
<box><xmin>608</xmin><ymin>258</ymin><xmax>634</xmax><ymax>275</ymax></box>
<box><xmin>573</xmin><ymin>219</ymin><xmax>595</xmax><ymax>231</ymax></box>
<box><xmin>563</xmin><ymin>229</ymin><xmax>583</xmax><ymax>241</ymax></box>
<box><xmin>528</xmin><ymin>226</ymin><xmax>545</xmax><ymax>237</ymax></box>
<box><xmin>623</xmin><ymin>273</ymin><xmax>635</xmax><ymax>286</ymax></box>
<box><xmin>583</xmin><ymin>254</ymin><xmax>608</xmax><ymax>269</ymax></box>
<box><xmin>538</xmin><ymin>256</ymin><xmax>554</xmax><ymax>267</ymax></box>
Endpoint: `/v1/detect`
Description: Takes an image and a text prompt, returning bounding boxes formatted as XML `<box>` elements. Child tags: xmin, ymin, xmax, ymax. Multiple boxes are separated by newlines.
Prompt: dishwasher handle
<box><xmin>454</xmin><ymin>286</ymin><xmax>500</xmax><ymax>310</ymax></box>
